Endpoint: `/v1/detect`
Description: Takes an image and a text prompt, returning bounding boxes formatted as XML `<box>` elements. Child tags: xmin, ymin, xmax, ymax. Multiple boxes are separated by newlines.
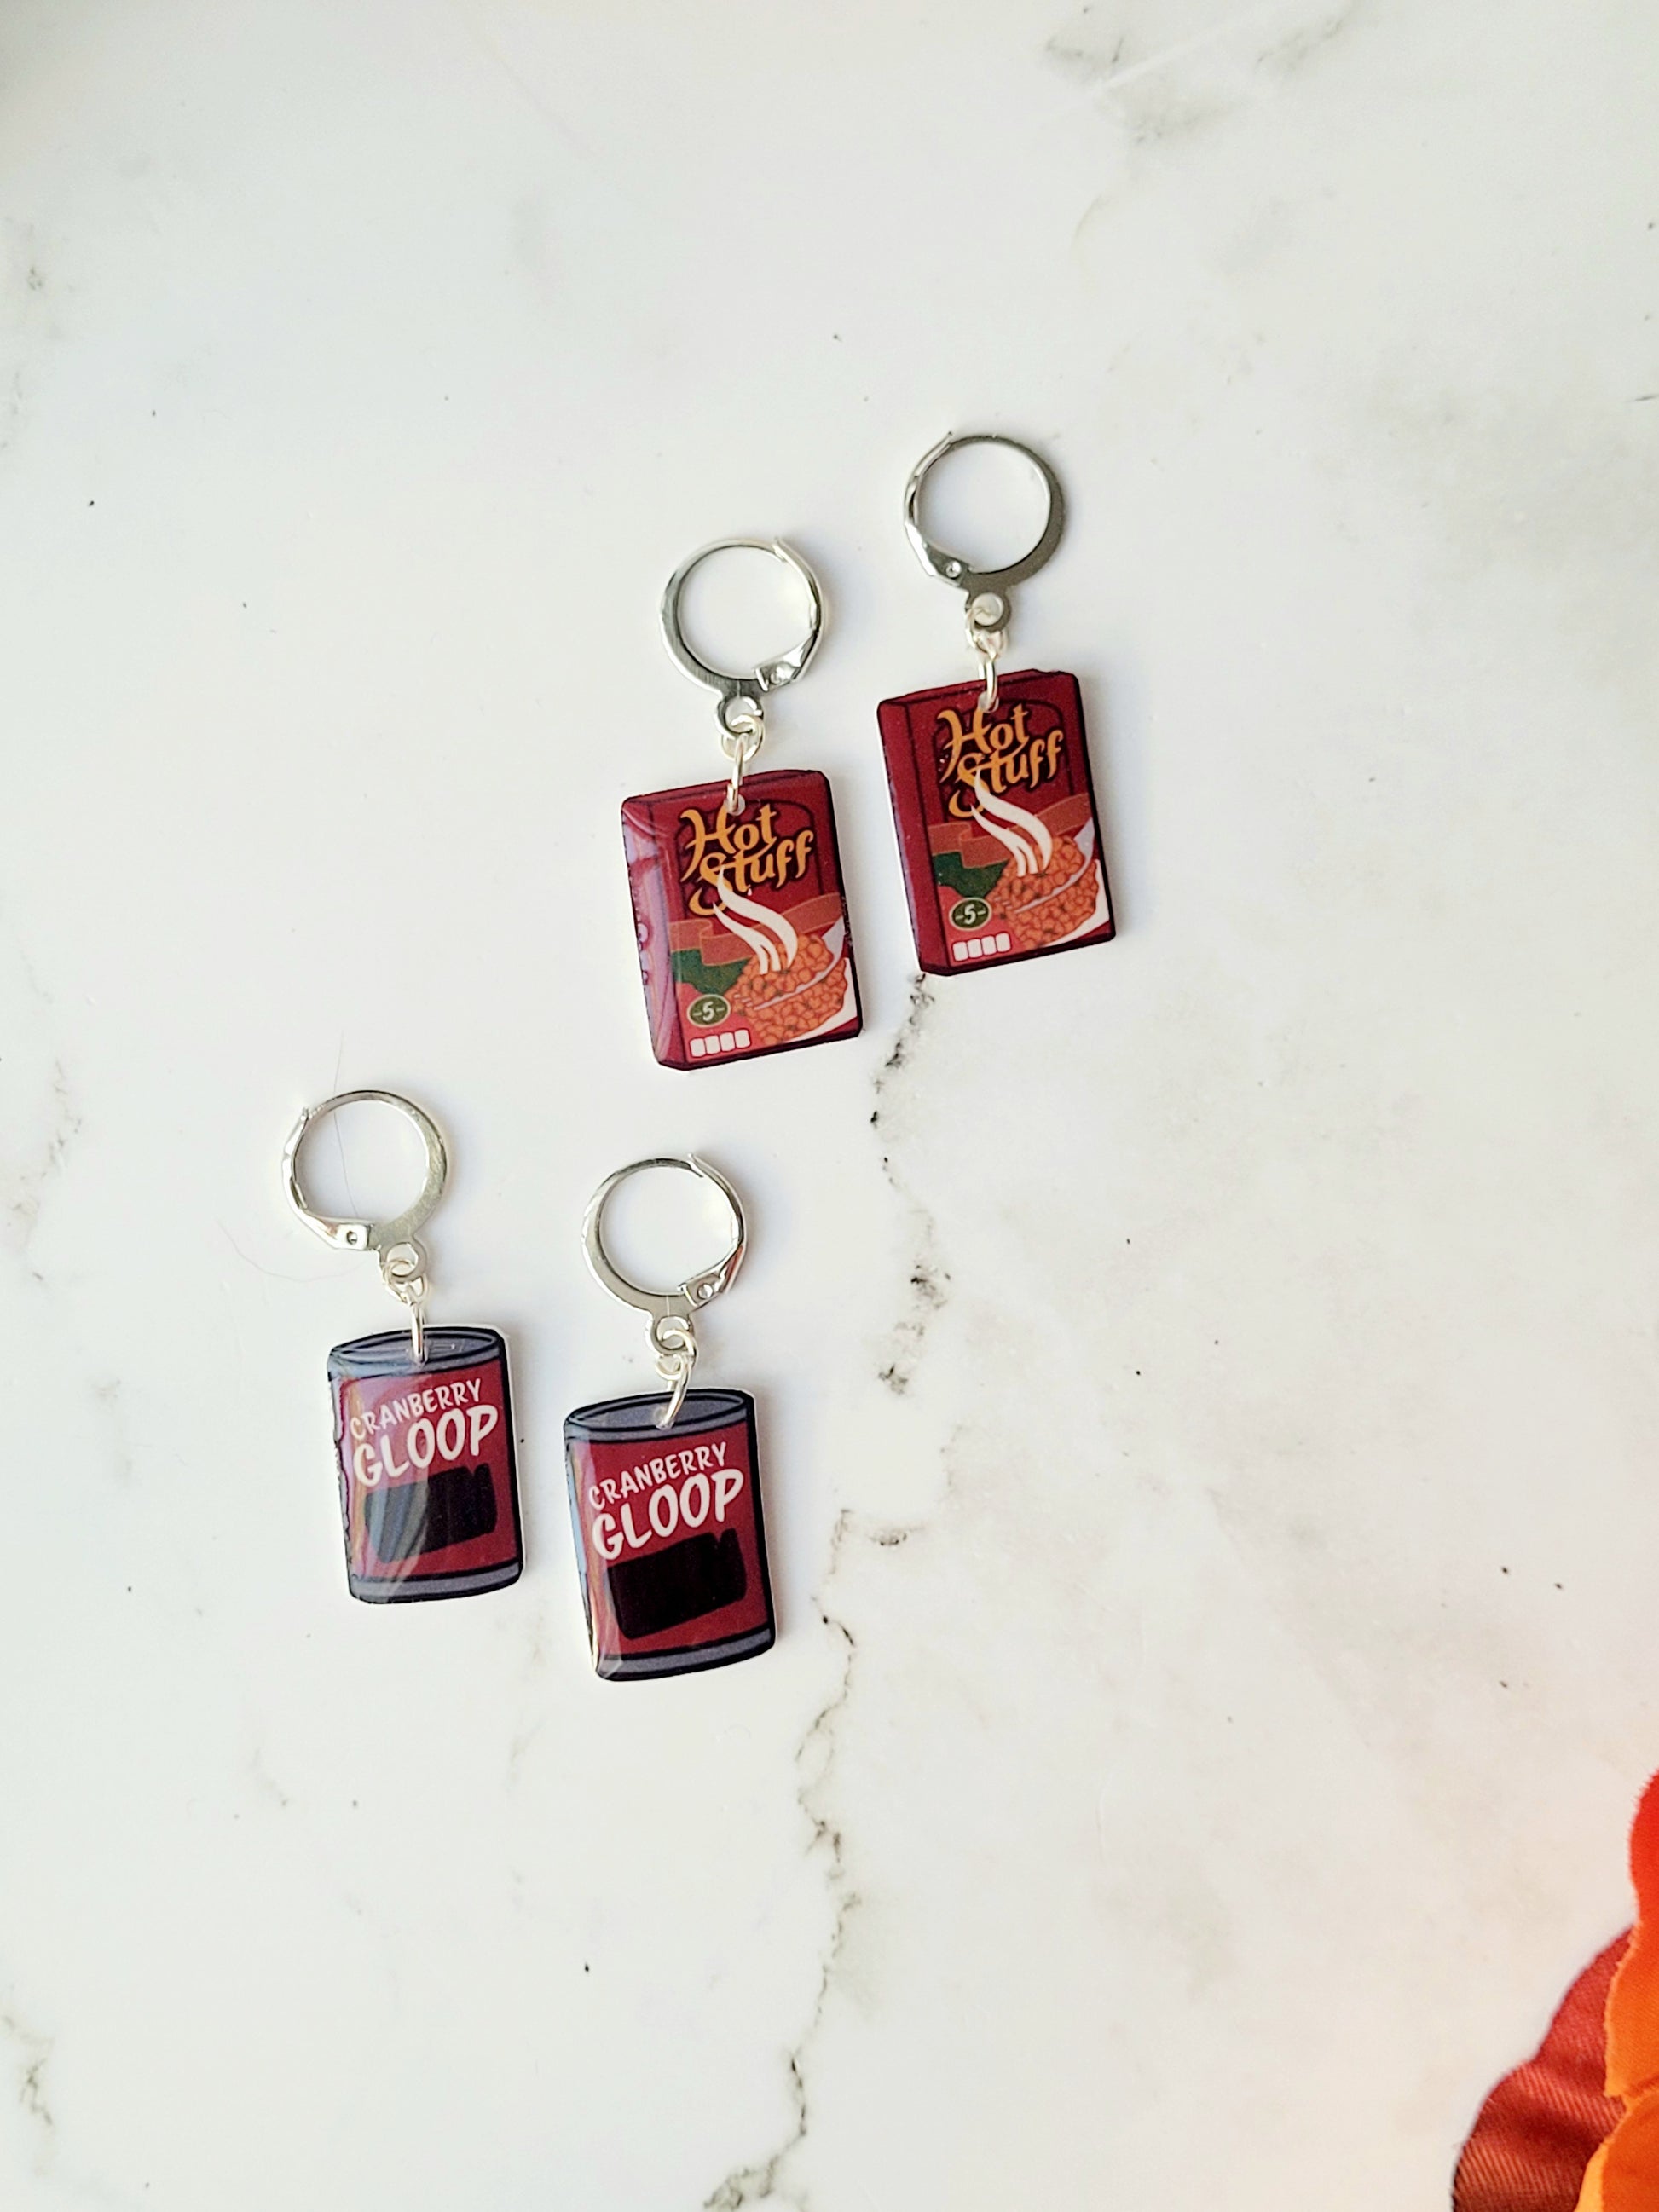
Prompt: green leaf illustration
<box><xmin>933</xmin><ymin>850</ymin><xmax>1006</xmax><ymax>899</ymax></box>
<box><xmin>672</xmin><ymin>947</ymin><xmax>749</xmax><ymax>996</ymax></box>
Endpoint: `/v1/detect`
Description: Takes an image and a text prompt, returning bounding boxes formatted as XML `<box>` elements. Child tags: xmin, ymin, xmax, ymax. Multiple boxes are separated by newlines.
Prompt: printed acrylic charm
<box><xmin>879</xmin><ymin>669</ymin><xmax>1113</xmax><ymax>973</ymax></box>
<box><xmin>623</xmin><ymin>768</ymin><xmax>858</xmax><ymax>1067</ymax></box>
<box><xmin>564</xmin><ymin>1155</ymin><xmax>775</xmax><ymax>1679</ymax></box>
<box><xmin>878</xmin><ymin>434</ymin><xmax>1115</xmax><ymax>976</ymax></box>
<box><xmin>282</xmin><ymin>1089</ymin><xmax>523</xmax><ymax>1603</ymax></box>
<box><xmin>565</xmin><ymin>1389</ymin><xmax>771</xmax><ymax>1678</ymax></box>
<box><xmin>327</xmin><ymin>1327</ymin><xmax>520</xmax><ymax>1603</ymax></box>
<box><xmin>623</xmin><ymin>539</ymin><xmax>862</xmax><ymax>1070</ymax></box>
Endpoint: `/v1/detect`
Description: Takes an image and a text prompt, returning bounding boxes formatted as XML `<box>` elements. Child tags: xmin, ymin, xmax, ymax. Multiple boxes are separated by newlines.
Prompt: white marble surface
<box><xmin>2</xmin><ymin>2</ymin><xmax>1657</xmax><ymax>2203</ymax></box>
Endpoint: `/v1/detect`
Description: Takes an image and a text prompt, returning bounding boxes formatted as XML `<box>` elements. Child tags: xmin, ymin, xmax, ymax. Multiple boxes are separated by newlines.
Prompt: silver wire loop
<box><xmin>650</xmin><ymin>1316</ymin><xmax>697</xmax><ymax>1430</ymax></box>
<box><xmin>281</xmin><ymin>1089</ymin><xmax>448</xmax><ymax>1361</ymax></box>
<box><xmin>720</xmin><ymin>707</ymin><xmax>766</xmax><ymax>816</ymax></box>
<box><xmin>968</xmin><ymin>592</ymin><xmax>1009</xmax><ymax>713</ymax></box>
<box><xmin>379</xmin><ymin>1239</ymin><xmax>430</xmax><ymax>1366</ymax></box>
<box><xmin>661</xmin><ymin>538</ymin><xmax>824</xmax><ymax>795</ymax></box>
<box><xmin>903</xmin><ymin>434</ymin><xmax>1065</xmax><ymax>703</ymax></box>
<box><xmin>582</xmin><ymin>1155</ymin><xmax>747</xmax><ymax>1432</ymax></box>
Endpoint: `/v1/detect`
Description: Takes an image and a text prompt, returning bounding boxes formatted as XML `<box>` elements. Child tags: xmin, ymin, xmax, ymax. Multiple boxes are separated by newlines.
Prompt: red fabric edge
<box><xmin>1454</xmin><ymin>1937</ymin><xmax>1630</xmax><ymax>2212</ymax></box>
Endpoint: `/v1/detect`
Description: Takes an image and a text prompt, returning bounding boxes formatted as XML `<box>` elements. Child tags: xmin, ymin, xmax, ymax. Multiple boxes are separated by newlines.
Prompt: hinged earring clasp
<box><xmin>281</xmin><ymin>1089</ymin><xmax>449</xmax><ymax>1362</ymax></box>
<box><xmin>902</xmin><ymin>432</ymin><xmax>1066</xmax><ymax>709</ymax></box>
<box><xmin>582</xmin><ymin>1153</ymin><xmax>747</xmax><ymax>1429</ymax></box>
<box><xmin>661</xmin><ymin>538</ymin><xmax>825</xmax><ymax>813</ymax></box>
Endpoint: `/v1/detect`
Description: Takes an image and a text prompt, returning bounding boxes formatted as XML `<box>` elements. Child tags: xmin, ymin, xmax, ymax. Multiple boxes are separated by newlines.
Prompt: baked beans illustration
<box><xmin>877</xmin><ymin>669</ymin><xmax>1114</xmax><ymax>976</ymax></box>
<box><xmin>622</xmin><ymin>768</ymin><xmax>862</xmax><ymax>1069</ymax></box>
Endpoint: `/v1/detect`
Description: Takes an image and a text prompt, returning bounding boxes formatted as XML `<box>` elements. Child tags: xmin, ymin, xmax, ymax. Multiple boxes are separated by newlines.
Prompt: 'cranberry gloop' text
<box><xmin>347</xmin><ymin>1376</ymin><xmax>499</xmax><ymax>1487</ymax></box>
<box><xmin>587</xmin><ymin>1439</ymin><xmax>743</xmax><ymax>1562</ymax></box>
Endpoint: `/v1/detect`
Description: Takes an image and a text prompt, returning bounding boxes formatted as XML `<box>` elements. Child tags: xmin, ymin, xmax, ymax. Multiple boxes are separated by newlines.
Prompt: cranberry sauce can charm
<box><xmin>566</xmin><ymin>1155</ymin><xmax>774</xmax><ymax>1679</ymax></box>
<box><xmin>328</xmin><ymin>1329</ymin><xmax>521</xmax><ymax>1602</ymax></box>
<box><xmin>566</xmin><ymin>1390</ymin><xmax>772</xmax><ymax>1679</ymax></box>
<box><xmin>879</xmin><ymin>434</ymin><xmax>1114</xmax><ymax>975</ymax></box>
<box><xmin>281</xmin><ymin>1090</ymin><xmax>523</xmax><ymax>1603</ymax></box>
<box><xmin>624</xmin><ymin>538</ymin><xmax>862</xmax><ymax>1070</ymax></box>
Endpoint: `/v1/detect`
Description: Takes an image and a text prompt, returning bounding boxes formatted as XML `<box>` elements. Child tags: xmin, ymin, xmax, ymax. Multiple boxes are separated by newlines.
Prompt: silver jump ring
<box><xmin>903</xmin><ymin>432</ymin><xmax>1066</xmax><ymax>600</ymax></box>
<box><xmin>661</xmin><ymin>538</ymin><xmax>824</xmax><ymax>759</ymax></box>
<box><xmin>583</xmin><ymin>1155</ymin><xmax>747</xmax><ymax>1432</ymax></box>
<box><xmin>720</xmin><ymin>710</ymin><xmax>765</xmax><ymax>815</ymax></box>
<box><xmin>649</xmin><ymin>1315</ymin><xmax>699</xmax><ymax>1430</ymax></box>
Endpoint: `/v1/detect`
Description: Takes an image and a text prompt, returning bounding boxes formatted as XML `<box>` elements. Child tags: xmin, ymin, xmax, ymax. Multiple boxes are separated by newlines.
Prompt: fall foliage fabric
<box><xmin>1454</xmin><ymin>1773</ymin><xmax>1659</xmax><ymax>2211</ymax></box>
<box><xmin>1454</xmin><ymin>1940</ymin><xmax>1627</xmax><ymax>2211</ymax></box>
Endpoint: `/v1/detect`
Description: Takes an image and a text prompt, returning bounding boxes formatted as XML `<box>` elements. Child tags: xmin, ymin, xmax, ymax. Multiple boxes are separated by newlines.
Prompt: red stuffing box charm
<box><xmin>887</xmin><ymin>433</ymin><xmax>1114</xmax><ymax>977</ymax></box>
<box><xmin>622</xmin><ymin>768</ymin><xmax>862</xmax><ymax>1069</ymax></box>
<box><xmin>878</xmin><ymin>667</ymin><xmax>1113</xmax><ymax>975</ymax></box>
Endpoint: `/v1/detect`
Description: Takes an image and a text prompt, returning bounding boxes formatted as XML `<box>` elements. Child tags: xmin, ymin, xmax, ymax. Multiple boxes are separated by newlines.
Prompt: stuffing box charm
<box><xmin>624</xmin><ymin>538</ymin><xmax>862</xmax><ymax>1070</ymax></box>
<box><xmin>281</xmin><ymin>1089</ymin><xmax>523</xmax><ymax>1603</ymax></box>
<box><xmin>564</xmin><ymin>1154</ymin><xmax>775</xmax><ymax>1680</ymax></box>
<box><xmin>878</xmin><ymin>434</ymin><xmax>1115</xmax><ymax>975</ymax></box>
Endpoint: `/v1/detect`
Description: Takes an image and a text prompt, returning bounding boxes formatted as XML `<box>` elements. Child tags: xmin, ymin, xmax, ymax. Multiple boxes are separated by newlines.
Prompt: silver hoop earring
<box><xmin>879</xmin><ymin>432</ymin><xmax>1116</xmax><ymax>976</ymax></box>
<box><xmin>564</xmin><ymin>1153</ymin><xmax>773</xmax><ymax>1681</ymax></box>
<box><xmin>621</xmin><ymin>536</ymin><xmax>862</xmax><ymax>1071</ymax></box>
<box><xmin>281</xmin><ymin>1090</ymin><xmax>523</xmax><ymax>1604</ymax></box>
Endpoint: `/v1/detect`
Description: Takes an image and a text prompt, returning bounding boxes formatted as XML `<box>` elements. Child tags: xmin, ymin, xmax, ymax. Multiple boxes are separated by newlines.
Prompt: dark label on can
<box><xmin>877</xmin><ymin>669</ymin><xmax>1114</xmax><ymax>975</ymax></box>
<box><xmin>563</xmin><ymin>1389</ymin><xmax>773</xmax><ymax>1678</ymax></box>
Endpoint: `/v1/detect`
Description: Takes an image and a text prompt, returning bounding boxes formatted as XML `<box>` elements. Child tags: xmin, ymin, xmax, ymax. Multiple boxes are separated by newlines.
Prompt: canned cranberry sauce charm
<box><xmin>281</xmin><ymin>1090</ymin><xmax>523</xmax><ymax>1603</ymax></box>
<box><xmin>564</xmin><ymin>1155</ymin><xmax>774</xmax><ymax>1681</ymax></box>
<box><xmin>623</xmin><ymin>538</ymin><xmax>862</xmax><ymax>1071</ymax></box>
<box><xmin>878</xmin><ymin>434</ymin><xmax>1115</xmax><ymax>977</ymax></box>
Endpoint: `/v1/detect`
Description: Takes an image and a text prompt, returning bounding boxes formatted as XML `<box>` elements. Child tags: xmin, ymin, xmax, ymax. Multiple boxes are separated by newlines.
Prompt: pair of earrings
<box><xmin>623</xmin><ymin>432</ymin><xmax>1117</xmax><ymax>1072</ymax></box>
<box><xmin>281</xmin><ymin>1091</ymin><xmax>772</xmax><ymax>1681</ymax></box>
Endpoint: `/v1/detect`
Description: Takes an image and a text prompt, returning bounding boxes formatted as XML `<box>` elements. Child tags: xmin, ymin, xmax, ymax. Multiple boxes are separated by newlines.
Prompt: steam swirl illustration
<box><xmin>714</xmin><ymin>875</ymin><xmax>801</xmax><ymax>974</ymax></box>
<box><xmin>969</xmin><ymin>775</ymin><xmax>1055</xmax><ymax>876</ymax></box>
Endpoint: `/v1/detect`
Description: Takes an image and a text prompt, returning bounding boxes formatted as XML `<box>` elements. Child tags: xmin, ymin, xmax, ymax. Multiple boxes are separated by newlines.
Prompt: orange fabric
<box><xmin>1578</xmin><ymin>1776</ymin><xmax>1659</xmax><ymax>2210</ymax></box>
<box><xmin>1575</xmin><ymin>2091</ymin><xmax>1659</xmax><ymax>2211</ymax></box>
<box><xmin>1606</xmin><ymin>1776</ymin><xmax>1659</xmax><ymax>2101</ymax></box>
<box><xmin>1456</xmin><ymin>1775</ymin><xmax>1659</xmax><ymax>2209</ymax></box>
<box><xmin>1454</xmin><ymin>1938</ymin><xmax>1627</xmax><ymax>2212</ymax></box>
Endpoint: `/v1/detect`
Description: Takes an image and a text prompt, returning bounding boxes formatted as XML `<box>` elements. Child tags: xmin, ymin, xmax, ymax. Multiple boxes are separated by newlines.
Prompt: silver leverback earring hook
<box><xmin>661</xmin><ymin>538</ymin><xmax>824</xmax><ymax>815</ymax></box>
<box><xmin>582</xmin><ymin>1154</ymin><xmax>747</xmax><ymax>1430</ymax></box>
<box><xmin>903</xmin><ymin>432</ymin><xmax>1066</xmax><ymax>712</ymax></box>
<box><xmin>282</xmin><ymin>1089</ymin><xmax>449</xmax><ymax>1364</ymax></box>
